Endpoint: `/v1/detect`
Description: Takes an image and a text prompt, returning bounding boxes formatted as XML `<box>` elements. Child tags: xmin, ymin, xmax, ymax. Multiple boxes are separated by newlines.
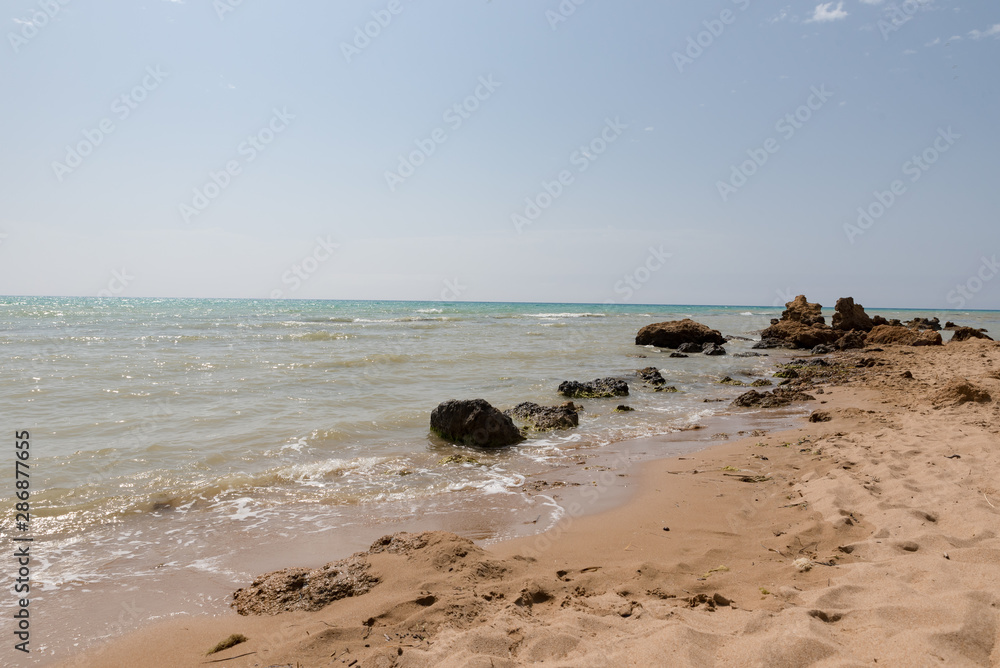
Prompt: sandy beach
<box><xmin>58</xmin><ymin>335</ymin><xmax>1000</xmax><ymax>667</ymax></box>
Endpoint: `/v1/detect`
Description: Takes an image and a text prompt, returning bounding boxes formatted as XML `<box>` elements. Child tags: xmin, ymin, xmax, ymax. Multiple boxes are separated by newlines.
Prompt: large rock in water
<box><xmin>430</xmin><ymin>399</ymin><xmax>524</xmax><ymax>447</ymax></box>
<box><xmin>558</xmin><ymin>378</ymin><xmax>629</xmax><ymax>398</ymax></box>
<box><xmin>950</xmin><ymin>327</ymin><xmax>993</xmax><ymax>342</ymax></box>
<box><xmin>635</xmin><ymin>319</ymin><xmax>725</xmax><ymax>349</ymax></box>
<box><xmin>504</xmin><ymin>402</ymin><xmax>579</xmax><ymax>430</ymax></box>
<box><xmin>832</xmin><ymin>297</ymin><xmax>874</xmax><ymax>332</ymax></box>
<box><xmin>759</xmin><ymin>295</ymin><xmax>838</xmax><ymax>349</ymax></box>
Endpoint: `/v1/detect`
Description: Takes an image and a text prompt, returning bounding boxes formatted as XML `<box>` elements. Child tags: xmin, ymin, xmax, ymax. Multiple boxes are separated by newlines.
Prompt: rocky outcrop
<box><xmin>635</xmin><ymin>319</ymin><xmax>726</xmax><ymax>349</ymax></box>
<box><xmin>832</xmin><ymin>297</ymin><xmax>874</xmax><ymax>332</ymax></box>
<box><xmin>558</xmin><ymin>378</ymin><xmax>629</xmax><ymax>398</ymax></box>
<box><xmin>905</xmin><ymin>317</ymin><xmax>941</xmax><ymax>331</ymax></box>
<box><xmin>636</xmin><ymin>367</ymin><xmax>666</xmax><ymax>386</ymax></box>
<box><xmin>731</xmin><ymin>387</ymin><xmax>815</xmax><ymax>408</ymax></box>
<box><xmin>950</xmin><ymin>327</ymin><xmax>994</xmax><ymax>342</ymax></box>
<box><xmin>430</xmin><ymin>399</ymin><xmax>524</xmax><ymax>447</ymax></box>
<box><xmin>504</xmin><ymin>402</ymin><xmax>579</xmax><ymax>431</ymax></box>
<box><xmin>677</xmin><ymin>342</ymin><xmax>704</xmax><ymax>354</ymax></box>
<box><xmin>758</xmin><ymin>295</ymin><xmax>839</xmax><ymax>350</ymax></box>
<box><xmin>753</xmin><ymin>338</ymin><xmax>796</xmax><ymax>350</ymax></box>
<box><xmin>781</xmin><ymin>295</ymin><xmax>825</xmax><ymax>325</ymax></box>
<box><xmin>233</xmin><ymin>552</ymin><xmax>378</xmax><ymax>615</ymax></box>
<box><xmin>702</xmin><ymin>343</ymin><xmax>727</xmax><ymax>356</ymax></box>
<box><xmin>866</xmin><ymin>325</ymin><xmax>942</xmax><ymax>347</ymax></box>
<box><xmin>834</xmin><ymin>330</ymin><xmax>867</xmax><ymax>350</ymax></box>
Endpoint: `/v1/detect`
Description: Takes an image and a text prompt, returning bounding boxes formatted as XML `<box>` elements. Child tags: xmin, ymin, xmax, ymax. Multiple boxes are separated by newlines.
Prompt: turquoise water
<box><xmin>1</xmin><ymin>297</ymin><xmax>997</xmax><ymax>661</ymax></box>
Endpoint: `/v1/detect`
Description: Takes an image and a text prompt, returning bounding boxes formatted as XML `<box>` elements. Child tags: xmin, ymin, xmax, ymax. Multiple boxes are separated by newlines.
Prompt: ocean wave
<box><xmin>416</xmin><ymin>308</ymin><xmax>443</xmax><ymax>314</ymax></box>
<box><xmin>534</xmin><ymin>313</ymin><xmax>606</xmax><ymax>319</ymax></box>
<box><xmin>286</xmin><ymin>331</ymin><xmax>355</xmax><ymax>342</ymax></box>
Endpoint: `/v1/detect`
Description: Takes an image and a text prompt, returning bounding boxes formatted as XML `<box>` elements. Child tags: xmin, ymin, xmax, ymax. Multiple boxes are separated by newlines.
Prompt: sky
<box><xmin>1</xmin><ymin>0</ymin><xmax>998</xmax><ymax>308</ymax></box>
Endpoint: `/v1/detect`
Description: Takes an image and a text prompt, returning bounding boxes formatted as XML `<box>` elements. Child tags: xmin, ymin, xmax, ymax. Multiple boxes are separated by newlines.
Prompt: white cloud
<box><xmin>903</xmin><ymin>49</ymin><xmax>917</xmax><ymax>55</ymax></box>
<box><xmin>925</xmin><ymin>37</ymin><xmax>940</xmax><ymax>46</ymax></box>
<box><xmin>806</xmin><ymin>2</ymin><xmax>848</xmax><ymax>23</ymax></box>
<box><xmin>968</xmin><ymin>24</ymin><xmax>1000</xmax><ymax>40</ymax></box>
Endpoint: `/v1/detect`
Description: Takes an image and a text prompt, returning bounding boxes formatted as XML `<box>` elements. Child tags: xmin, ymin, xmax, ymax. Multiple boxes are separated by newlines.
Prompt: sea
<box><xmin>2</xmin><ymin>297</ymin><xmax>998</xmax><ymax>664</ymax></box>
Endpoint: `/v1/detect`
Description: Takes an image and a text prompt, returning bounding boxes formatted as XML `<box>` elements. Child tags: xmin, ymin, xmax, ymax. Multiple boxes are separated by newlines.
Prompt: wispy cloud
<box><xmin>806</xmin><ymin>2</ymin><xmax>848</xmax><ymax>24</ymax></box>
<box><xmin>968</xmin><ymin>24</ymin><xmax>1000</xmax><ymax>40</ymax></box>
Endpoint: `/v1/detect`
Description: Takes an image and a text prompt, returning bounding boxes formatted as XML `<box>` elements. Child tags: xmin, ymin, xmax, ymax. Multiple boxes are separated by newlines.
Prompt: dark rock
<box><xmin>702</xmin><ymin>343</ymin><xmax>727</xmax><ymax>356</ymax></box>
<box><xmin>677</xmin><ymin>342</ymin><xmax>704</xmax><ymax>354</ymax></box>
<box><xmin>905</xmin><ymin>317</ymin><xmax>941</xmax><ymax>331</ymax></box>
<box><xmin>774</xmin><ymin>369</ymin><xmax>799</xmax><ymax>379</ymax></box>
<box><xmin>834</xmin><ymin>330</ymin><xmax>867</xmax><ymax>350</ymax></box>
<box><xmin>635</xmin><ymin>319</ymin><xmax>726</xmax><ymax>349</ymax></box>
<box><xmin>811</xmin><ymin>344</ymin><xmax>834</xmax><ymax>355</ymax></box>
<box><xmin>832</xmin><ymin>297</ymin><xmax>875</xmax><ymax>332</ymax></box>
<box><xmin>636</xmin><ymin>366</ymin><xmax>666</xmax><ymax>386</ymax></box>
<box><xmin>950</xmin><ymin>327</ymin><xmax>994</xmax><ymax>342</ymax></box>
<box><xmin>797</xmin><ymin>358</ymin><xmax>830</xmax><ymax>367</ymax></box>
<box><xmin>889</xmin><ymin>319</ymin><xmax>902</xmax><ymax>327</ymax></box>
<box><xmin>504</xmin><ymin>402</ymin><xmax>579</xmax><ymax>431</ymax></box>
<box><xmin>725</xmin><ymin>335</ymin><xmax>753</xmax><ymax>342</ymax></box>
<box><xmin>558</xmin><ymin>378</ymin><xmax>629</xmax><ymax>399</ymax></box>
<box><xmin>719</xmin><ymin>376</ymin><xmax>748</xmax><ymax>386</ymax></box>
<box><xmin>430</xmin><ymin>399</ymin><xmax>525</xmax><ymax>448</ymax></box>
<box><xmin>750</xmin><ymin>379</ymin><xmax>772</xmax><ymax>387</ymax></box>
<box><xmin>944</xmin><ymin>321</ymin><xmax>959</xmax><ymax>329</ymax></box>
<box><xmin>808</xmin><ymin>411</ymin><xmax>832</xmax><ymax>423</ymax></box>
<box><xmin>734</xmin><ymin>351</ymin><xmax>768</xmax><ymax>357</ymax></box>
<box><xmin>615</xmin><ymin>405</ymin><xmax>634</xmax><ymax>412</ymax></box>
<box><xmin>731</xmin><ymin>387</ymin><xmax>815</xmax><ymax>408</ymax></box>
<box><xmin>760</xmin><ymin>320</ymin><xmax>840</xmax><ymax>349</ymax></box>
<box><xmin>901</xmin><ymin>371</ymin><xmax>913</xmax><ymax>379</ymax></box>
<box><xmin>770</xmin><ymin>318</ymin><xmax>780</xmax><ymax>325</ymax></box>
<box><xmin>656</xmin><ymin>386</ymin><xmax>679</xmax><ymax>393</ymax></box>
<box><xmin>669</xmin><ymin>352</ymin><xmax>689</xmax><ymax>358</ymax></box>
<box><xmin>872</xmin><ymin>315</ymin><xmax>889</xmax><ymax>327</ymax></box>
<box><xmin>753</xmin><ymin>338</ymin><xmax>796</xmax><ymax>350</ymax></box>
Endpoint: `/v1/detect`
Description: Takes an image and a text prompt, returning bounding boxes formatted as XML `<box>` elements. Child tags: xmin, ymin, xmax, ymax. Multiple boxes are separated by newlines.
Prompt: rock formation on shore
<box><xmin>430</xmin><ymin>399</ymin><xmax>525</xmax><ymax>447</ymax></box>
<box><xmin>636</xmin><ymin>367</ymin><xmax>666</xmax><ymax>386</ymax></box>
<box><xmin>558</xmin><ymin>378</ymin><xmax>629</xmax><ymax>398</ymax></box>
<box><xmin>867</xmin><ymin>325</ymin><xmax>942</xmax><ymax>347</ymax></box>
<box><xmin>950</xmin><ymin>327</ymin><xmax>994</xmax><ymax>342</ymax></box>
<box><xmin>635</xmin><ymin>319</ymin><xmax>726</xmax><ymax>349</ymax></box>
<box><xmin>504</xmin><ymin>402</ymin><xmax>580</xmax><ymax>430</ymax></box>
<box><xmin>831</xmin><ymin>297</ymin><xmax>874</xmax><ymax>332</ymax></box>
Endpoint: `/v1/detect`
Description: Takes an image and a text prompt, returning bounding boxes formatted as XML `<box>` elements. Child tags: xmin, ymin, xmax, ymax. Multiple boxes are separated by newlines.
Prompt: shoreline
<box><xmin>59</xmin><ymin>338</ymin><xmax>1000</xmax><ymax>666</ymax></box>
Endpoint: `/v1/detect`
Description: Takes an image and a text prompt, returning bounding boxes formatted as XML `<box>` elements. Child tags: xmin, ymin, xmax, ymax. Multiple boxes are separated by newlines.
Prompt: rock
<box><xmin>635</xmin><ymin>319</ymin><xmax>726</xmax><ymax>349</ymax></box>
<box><xmin>636</xmin><ymin>366</ymin><xmax>666</xmax><ymax>386</ymax></box>
<box><xmin>438</xmin><ymin>455</ymin><xmax>482</xmax><ymax>466</ymax></box>
<box><xmin>558</xmin><ymin>378</ymin><xmax>629</xmax><ymax>399</ymax></box>
<box><xmin>677</xmin><ymin>342</ymin><xmax>704</xmax><ymax>354</ymax></box>
<box><xmin>753</xmin><ymin>337</ymin><xmax>797</xmax><ymax>350</ymax></box>
<box><xmin>811</xmin><ymin>344</ymin><xmax>834</xmax><ymax>355</ymax></box>
<box><xmin>905</xmin><ymin>317</ymin><xmax>941</xmax><ymax>331</ymax></box>
<box><xmin>760</xmin><ymin>320</ymin><xmax>840</xmax><ymax>349</ymax></box>
<box><xmin>872</xmin><ymin>315</ymin><xmax>889</xmax><ymax>327</ymax></box>
<box><xmin>774</xmin><ymin>369</ymin><xmax>799</xmax><ymax>379</ymax></box>
<box><xmin>656</xmin><ymin>386</ymin><xmax>679</xmax><ymax>393</ymax></box>
<box><xmin>750</xmin><ymin>379</ymin><xmax>772</xmax><ymax>387</ymax></box>
<box><xmin>832</xmin><ymin>297</ymin><xmax>874</xmax><ymax>332</ymax></box>
<box><xmin>808</xmin><ymin>411</ymin><xmax>832</xmax><ymax>423</ymax></box>
<box><xmin>731</xmin><ymin>387</ymin><xmax>815</xmax><ymax>408</ymax></box>
<box><xmin>944</xmin><ymin>321</ymin><xmax>959</xmax><ymax>329</ymax></box>
<box><xmin>504</xmin><ymin>402</ymin><xmax>579</xmax><ymax>431</ymax></box>
<box><xmin>430</xmin><ymin>399</ymin><xmax>525</xmax><ymax>447</ymax></box>
<box><xmin>232</xmin><ymin>553</ymin><xmax>378</xmax><ymax>615</ymax></box>
<box><xmin>932</xmin><ymin>379</ymin><xmax>992</xmax><ymax>407</ymax></box>
<box><xmin>734</xmin><ymin>351</ymin><xmax>768</xmax><ymax>357</ymax></box>
<box><xmin>901</xmin><ymin>371</ymin><xmax>913</xmax><ymax>379</ymax></box>
<box><xmin>912</xmin><ymin>330</ymin><xmax>943</xmax><ymax>346</ymax></box>
<box><xmin>669</xmin><ymin>352</ymin><xmax>688</xmax><ymax>358</ymax></box>
<box><xmin>781</xmin><ymin>295</ymin><xmax>825</xmax><ymax>325</ymax></box>
<box><xmin>614</xmin><ymin>405</ymin><xmax>634</xmax><ymax>412</ymax></box>
<box><xmin>702</xmin><ymin>343</ymin><xmax>727</xmax><ymax>356</ymax></box>
<box><xmin>719</xmin><ymin>376</ymin><xmax>748</xmax><ymax>386</ymax></box>
<box><xmin>950</xmin><ymin>327</ymin><xmax>994</xmax><ymax>342</ymax></box>
<box><xmin>770</xmin><ymin>318</ymin><xmax>780</xmax><ymax>325</ymax></box>
<box><xmin>834</xmin><ymin>330</ymin><xmax>867</xmax><ymax>350</ymax></box>
<box><xmin>889</xmin><ymin>319</ymin><xmax>902</xmax><ymax>327</ymax></box>
<box><xmin>866</xmin><ymin>325</ymin><xmax>941</xmax><ymax>347</ymax></box>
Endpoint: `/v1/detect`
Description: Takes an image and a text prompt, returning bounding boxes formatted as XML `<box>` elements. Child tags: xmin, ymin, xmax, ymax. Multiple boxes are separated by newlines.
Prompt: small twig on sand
<box><xmin>985</xmin><ymin>493</ymin><xmax>996</xmax><ymax>509</ymax></box>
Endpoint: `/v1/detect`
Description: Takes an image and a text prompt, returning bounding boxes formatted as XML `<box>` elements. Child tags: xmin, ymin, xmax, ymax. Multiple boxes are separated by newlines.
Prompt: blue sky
<box><xmin>1</xmin><ymin>0</ymin><xmax>998</xmax><ymax>308</ymax></box>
